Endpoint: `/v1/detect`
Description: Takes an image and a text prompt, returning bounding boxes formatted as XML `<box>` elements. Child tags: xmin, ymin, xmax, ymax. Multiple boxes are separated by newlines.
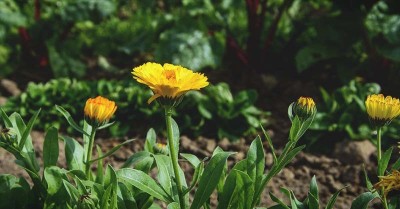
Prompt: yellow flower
<box><xmin>292</xmin><ymin>97</ymin><xmax>316</xmax><ymax>120</ymax></box>
<box><xmin>154</xmin><ymin>143</ymin><xmax>168</xmax><ymax>155</ymax></box>
<box><xmin>84</xmin><ymin>96</ymin><xmax>117</xmax><ymax>126</ymax></box>
<box><xmin>132</xmin><ymin>62</ymin><xmax>209</xmax><ymax>104</ymax></box>
<box><xmin>365</xmin><ymin>94</ymin><xmax>400</xmax><ymax>127</ymax></box>
<box><xmin>374</xmin><ymin>170</ymin><xmax>400</xmax><ymax>197</ymax></box>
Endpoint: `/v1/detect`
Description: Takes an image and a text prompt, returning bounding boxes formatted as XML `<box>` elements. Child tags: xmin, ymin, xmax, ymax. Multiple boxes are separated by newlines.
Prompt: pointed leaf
<box><xmin>63</xmin><ymin>136</ymin><xmax>84</xmax><ymax>171</ymax></box>
<box><xmin>43</xmin><ymin>127</ymin><xmax>59</xmax><ymax>168</ymax></box>
<box><xmin>145</xmin><ymin>128</ymin><xmax>156</xmax><ymax>153</ymax></box>
<box><xmin>117</xmin><ymin>168</ymin><xmax>173</xmax><ymax>203</ymax></box>
<box><xmin>18</xmin><ymin>109</ymin><xmax>40</xmax><ymax>151</ymax></box>
<box><xmin>378</xmin><ymin>147</ymin><xmax>393</xmax><ymax>176</ymax></box>
<box><xmin>89</xmin><ymin>139</ymin><xmax>135</xmax><ymax>163</ymax></box>
<box><xmin>190</xmin><ymin>152</ymin><xmax>234</xmax><ymax>209</ymax></box>
<box><xmin>350</xmin><ymin>192</ymin><xmax>378</xmax><ymax>209</ymax></box>
<box><xmin>56</xmin><ymin>105</ymin><xmax>89</xmax><ymax>136</ymax></box>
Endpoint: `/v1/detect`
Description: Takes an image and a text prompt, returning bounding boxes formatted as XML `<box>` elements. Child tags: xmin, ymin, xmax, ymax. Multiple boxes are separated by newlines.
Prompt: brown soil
<box><xmin>0</xmin><ymin>131</ymin><xmax>381</xmax><ymax>209</ymax></box>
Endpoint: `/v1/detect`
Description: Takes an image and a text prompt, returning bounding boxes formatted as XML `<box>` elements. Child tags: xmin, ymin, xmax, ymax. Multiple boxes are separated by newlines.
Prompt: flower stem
<box><xmin>85</xmin><ymin>127</ymin><xmax>97</xmax><ymax>179</ymax></box>
<box><xmin>377</xmin><ymin>127</ymin><xmax>389</xmax><ymax>209</ymax></box>
<box><xmin>377</xmin><ymin>127</ymin><xmax>382</xmax><ymax>161</ymax></box>
<box><xmin>165</xmin><ymin>107</ymin><xmax>185</xmax><ymax>209</ymax></box>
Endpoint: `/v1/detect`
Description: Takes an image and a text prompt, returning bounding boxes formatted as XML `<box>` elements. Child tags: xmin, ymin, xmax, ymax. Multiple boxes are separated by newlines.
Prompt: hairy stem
<box><xmin>85</xmin><ymin>128</ymin><xmax>97</xmax><ymax>179</ymax></box>
<box><xmin>165</xmin><ymin>107</ymin><xmax>185</xmax><ymax>209</ymax></box>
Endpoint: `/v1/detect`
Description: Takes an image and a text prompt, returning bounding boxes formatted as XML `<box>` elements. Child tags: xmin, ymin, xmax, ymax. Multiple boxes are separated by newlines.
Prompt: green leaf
<box><xmin>98</xmin><ymin>121</ymin><xmax>115</xmax><ymax>130</ymax></box>
<box><xmin>308</xmin><ymin>192</ymin><xmax>319</xmax><ymax>209</ymax></box>
<box><xmin>43</xmin><ymin>127</ymin><xmax>59</xmax><ymax>169</ymax></box>
<box><xmin>260</xmin><ymin>125</ymin><xmax>277</xmax><ymax>163</ymax></box>
<box><xmin>145</xmin><ymin>128</ymin><xmax>157</xmax><ymax>153</ymax></box>
<box><xmin>184</xmin><ymin>161</ymin><xmax>204</xmax><ymax>195</ymax></box>
<box><xmin>217</xmin><ymin>169</ymin><xmax>254</xmax><ymax>209</ymax></box>
<box><xmin>0</xmin><ymin>107</ymin><xmax>12</xmax><ymax>127</ymax></box>
<box><xmin>309</xmin><ymin>176</ymin><xmax>319</xmax><ymax>204</ymax></box>
<box><xmin>378</xmin><ymin>147</ymin><xmax>393</xmax><ymax>176</ymax></box>
<box><xmin>167</xmin><ymin>202</ymin><xmax>180</xmax><ymax>209</ymax></box>
<box><xmin>18</xmin><ymin>109</ymin><xmax>40</xmax><ymax>151</ymax></box>
<box><xmin>247</xmin><ymin>136</ymin><xmax>265</xmax><ymax>206</ymax></box>
<box><xmin>190</xmin><ymin>151</ymin><xmax>234</xmax><ymax>209</ymax></box>
<box><xmin>0</xmin><ymin>174</ymin><xmax>33</xmax><ymax>209</ymax></box>
<box><xmin>63</xmin><ymin>136</ymin><xmax>85</xmax><ymax>171</ymax></box>
<box><xmin>117</xmin><ymin>168</ymin><xmax>173</xmax><ymax>203</ymax></box>
<box><xmin>96</xmin><ymin>145</ymin><xmax>104</xmax><ymax>184</ymax></box>
<box><xmin>170</xmin><ymin>118</ymin><xmax>180</xmax><ymax>158</ymax></box>
<box><xmin>350</xmin><ymin>192</ymin><xmax>378</xmax><ymax>209</ymax></box>
<box><xmin>180</xmin><ymin>153</ymin><xmax>201</xmax><ymax>168</ymax></box>
<box><xmin>56</xmin><ymin>105</ymin><xmax>89</xmax><ymax>136</ymax></box>
<box><xmin>122</xmin><ymin>151</ymin><xmax>152</xmax><ymax>168</ymax></box>
<box><xmin>325</xmin><ymin>186</ymin><xmax>347</xmax><ymax>209</ymax></box>
<box><xmin>44</xmin><ymin>166</ymin><xmax>66</xmax><ymax>195</ymax></box>
<box><xmin>153</xmin><ymin>155</ymin><xmax>177</xmax><ymax>201</ymax></box>
<box><xmin>118</xmin><ymin>182</ymin><xmax>138</xmax><ymax>209</ymax></box>
<box><xmin>89</xmin><ymin>139</ymin><xmax>135</xmax><ymax>163</ymax></box>
<box><xmin>269</xmin><ymin>192</ymin><xmax>290</xmax><ymax>209</ymax></box>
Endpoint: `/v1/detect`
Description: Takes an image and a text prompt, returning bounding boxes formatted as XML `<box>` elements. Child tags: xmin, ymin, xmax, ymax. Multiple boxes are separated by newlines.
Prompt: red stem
<box><xmin>34</xmin><ymin>0</ymin><xmax>41</xmax><ymax>21</ymax></box>
<box><xmin>226</xmin><ymin>36</ymin><xmax>249</xmax><ymax>65</ymax></box>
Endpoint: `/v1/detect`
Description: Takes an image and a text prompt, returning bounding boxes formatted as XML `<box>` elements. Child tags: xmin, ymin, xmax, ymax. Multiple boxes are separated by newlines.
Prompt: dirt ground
<box><xmin>0</xmin><ymin>130</ymin><xmax>383</xmax><ymax>209</ymax></box>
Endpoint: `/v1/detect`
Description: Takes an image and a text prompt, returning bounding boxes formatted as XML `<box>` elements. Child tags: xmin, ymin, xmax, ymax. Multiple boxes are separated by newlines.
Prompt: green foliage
<box><xmin>269</xmin><ymin>176</ymin><xmax>346</xmax><ymax>209</ymax></box>
<box><xmin>302</xmin><ymin>79</ymin><xmax>400</xmax><ymax>146</ymax></box>
<box><xmin>2</xmin><ymin>79</ymin><xmax>268</xmax><ymax>140</ymax></box>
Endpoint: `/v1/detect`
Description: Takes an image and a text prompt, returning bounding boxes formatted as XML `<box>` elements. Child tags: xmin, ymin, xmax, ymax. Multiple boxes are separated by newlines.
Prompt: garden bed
<box><xmin>0</xmin><ymin>131</ymin><xmax>380</xmax><ymax>209</ymax></box>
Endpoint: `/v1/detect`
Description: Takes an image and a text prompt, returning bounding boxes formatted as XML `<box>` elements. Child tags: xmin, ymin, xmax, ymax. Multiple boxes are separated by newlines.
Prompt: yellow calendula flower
<box><xmin>292</xmin><ymin>97</ymin><xmax>316</xmax><ymax>120</ymax></box>
<box><xmin>84</xmin><ymin>96</ymin><xmax>117</xmax><ymax>127</ymax></box>
<box><xmin>132</xmin><ymin>62</ymin><xmax>209</xmax><ymax>104</ymax></box>
<box><xmin>374</xmin><ymin>170</ymin><xmax>400</xmax><ymax>197</ymax></box>
<box><xmin>365</xmin><ymin>94</ymin><xmax>400</xmax><ymax>127</ymax></box>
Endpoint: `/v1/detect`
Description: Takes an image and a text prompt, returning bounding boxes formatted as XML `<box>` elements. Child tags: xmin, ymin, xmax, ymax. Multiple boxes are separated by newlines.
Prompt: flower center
<box><xmin>163</xmin><ymin>70</ymin><xmax>176</xmax><ymax>81</ymax></box>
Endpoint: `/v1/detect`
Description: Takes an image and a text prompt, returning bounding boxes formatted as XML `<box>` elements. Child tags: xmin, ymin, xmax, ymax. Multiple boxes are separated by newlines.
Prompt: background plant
<box><xmin>1</xmin><ymin>79</ymin><xmax>268</xmax><ymax>140</ymax></box>
<box><xmin>302</xmin><ymin>78</ymin><xmax>400</xmax><ymax>149</ymax></box>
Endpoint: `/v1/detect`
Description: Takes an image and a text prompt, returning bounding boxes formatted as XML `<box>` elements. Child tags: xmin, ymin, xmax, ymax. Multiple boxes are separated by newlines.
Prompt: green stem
<box><xmin>85</xmin><ymin>128</ymin><xmax>97</xmax><ymax>179</ymax></box>
<box><xmin>377</xmin><ymin>128</ymin><xmax>389</xmax><ymax>209</ymax></box>
<box><xmin>165</xmin><ymin>107</ymin><xmax>185</xmax><ymax>209</ymax></box>
<box><xmin>377</xmin><ymin>128</ymin><xmax>382</xmax><ymax>161</ymax></box>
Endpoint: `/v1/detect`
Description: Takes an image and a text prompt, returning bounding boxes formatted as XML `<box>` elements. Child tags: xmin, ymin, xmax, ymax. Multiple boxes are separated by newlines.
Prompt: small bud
<box><xmin>84</xmin><ymin>96</ymin><xmax>117</xmax><ymax>127</ymax></box>
<box><xmin>291</xmin><ymin>97</ymin><xmax>316</xmax><ymax>121</ymax></box>
<box><xmin>154</xmin><ymin>143</ymin><xmax>168</xmax><ymax>155</ymax></box>
<box><xmin>0</xmin><ymin>128</ymin><xmax>17</xmax><ymax>147</ymax></box>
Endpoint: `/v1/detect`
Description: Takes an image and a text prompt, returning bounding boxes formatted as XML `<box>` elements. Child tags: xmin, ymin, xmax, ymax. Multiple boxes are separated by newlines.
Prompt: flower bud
<box><xmin>154</xmin><ymin>143</ymin><xmax>168</xmax><ymax>155</ymax></box>
<box><xmin>84</xmin><ymin>96</ymin><xmax>117</xmax><ymax>127</ymax></box>
<box><xmin>0</xmin><ymin>128</ymin><xmax>17</xmax><ymax>147</ymax></box>
<box><xmin>291</xmin><ymin>97</ymin><xmax>316</xmax><ymax>121</ymax></box>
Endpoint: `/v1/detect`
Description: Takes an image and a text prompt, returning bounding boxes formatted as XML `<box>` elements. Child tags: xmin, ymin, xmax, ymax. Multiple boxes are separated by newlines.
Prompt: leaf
<box><xmin>378</xmin><ymin>147</ymin><xmax>393</xmax><ymax>176</ymax></box>
<box><xmin>167</xmin><ymin>202</ymin><xmax>180</xmax><ymax>209</ymax></box>
<box><xmin>260</xmin><ymin>125</ymin><xmax>277</xmax><ymax>163</ymax></box>
<box><xmin>145</xmin><ymin>128</ymin><xmax>156</xmax><ymax>153</ymax></box>
<box><xmin>0</xmin><ymin>107</ymin><xmax>12</xmax><ymax>127</ymax></box>
<box><xmin>217</xmin><ymin>169</ymin><xmax>254</xmax><ymax>209</ymax></box>
<box><xmin>190</xmin><ymin>151</ymin><xmax>234</xmax><ymax>209</ymax></box>
<box><xmin>44</xmin><ymin>166</ymin><xmax>66</xmax><ymax>195</ymax></box>
<box><xmin>56</xmin><ymin>105</ymin><xmax>89</xmax><ymax>136</ymax></box>
<box><xmin>309</xmin><ymin>176</ymin><xmax>319</xmax><ymax>204</ymax></box>
<box><xmin>155</xmin><ymin>29</ymin><xmax>217</xmax><ymax>70</ymax></box>
<box><xmin>180</xmin><ymin>153</ymin><xmax>201</xmax><ymax>168</ymax></box>
<box><xmin>269</xmin><ymin>192</ymin><xmax>290</xmax><ymax>209</ymax></box>
<box><xmin>18</xmin><ymin>109</ymin><xmax>40</xmax><ymax>151</ymax></box>
<box><xmin>117</xmin><ymin>168</ymin><xmax>173</xmax><ymax>203</ymax></box>
<box><xmin>153</xmin><ymin>155</ymin><xmax>177</xmax><ymax>201</ymax></box>
<box><xmin>247</xmin><ymin>136</ymin><xmax>265</xmax><ymax>206</ymax></box>
<box><xmin>122</xmin><ymin>151</ymin><xmax>152</xmax><ymax>168</ymax></box>
<box><xmin>350</xmin><ymin>192</ymin><xmax>378</xmax><ymax>209</ymax></box>
<box><xmin>325</xmin><ymin>186</ymin><xmax>347</xmax><ymax>209</ymax></box>
<box><xmin>63</xmin><ymin>136</ymin><xmax>85</xmax><ymax>171</ymax></box>
<box><xmin>89</xmin><ymin>139</ymin><xmax>135</xmax><ymax>163</ymax></box>
<box><xmin>43</xmin><ymin>127</ymin><xmax>59</xmax><ymax>169</ymax></box>
<box><xmin>118</xmin><ymin>182</ymin><xmax>138</xmax><ymax>209</ymax></box>
<box><xmin>96</xmin><ymin>145</ymin><xmax>104</xmax><ymax>184</ymax></box>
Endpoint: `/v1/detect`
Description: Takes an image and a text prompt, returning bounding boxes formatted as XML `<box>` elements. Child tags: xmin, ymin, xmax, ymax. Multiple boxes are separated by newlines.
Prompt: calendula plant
<box><xmin>350</xmin><ymin>94</ymin><xmax>400</xmax><ymax>209</ymax></box>
<box><xmin>0</xmin><ymin>61</ymin><xmax>316</xmax><ymax>209</ymax></box>
<box><xmin>123</xmin><ymin>62</ymin><xmax>317</xmax><ymax>209</ymax></box>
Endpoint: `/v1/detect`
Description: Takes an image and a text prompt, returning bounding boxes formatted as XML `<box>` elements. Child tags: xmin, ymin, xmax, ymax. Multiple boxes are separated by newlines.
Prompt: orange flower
<box><xmin>84</xmin><ymin>96</ymin><xmax>117</xmax><ymax>126</ymax></box>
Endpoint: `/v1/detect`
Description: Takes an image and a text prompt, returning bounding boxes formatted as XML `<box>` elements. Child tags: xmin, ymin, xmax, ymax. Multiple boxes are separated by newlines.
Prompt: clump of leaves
<box><xmin>2</xmin><ymin>79</ymin><xmax>268</xmax><ymax>140</ymax></box>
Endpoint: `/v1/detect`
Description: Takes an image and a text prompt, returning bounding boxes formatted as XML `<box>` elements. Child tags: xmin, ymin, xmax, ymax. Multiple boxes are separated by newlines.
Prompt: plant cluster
<box><xmin>1</xmin><ymin>62</ymin><xmax>400</xmax><ymax>209</ymax></box>
<box><xmin>1</xmin><ymin>78</ymin><xmax>268</xmax><ymax>140</ymax></box>
<box><xmin>2</xmin><ymin>0</ymin><xmax>400</xmax><ymax>92</ymax></box>
<box><xmin>305</xmin><ymin>78</ymin><xmax>400</xmax><ymax>147</ymax></box>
